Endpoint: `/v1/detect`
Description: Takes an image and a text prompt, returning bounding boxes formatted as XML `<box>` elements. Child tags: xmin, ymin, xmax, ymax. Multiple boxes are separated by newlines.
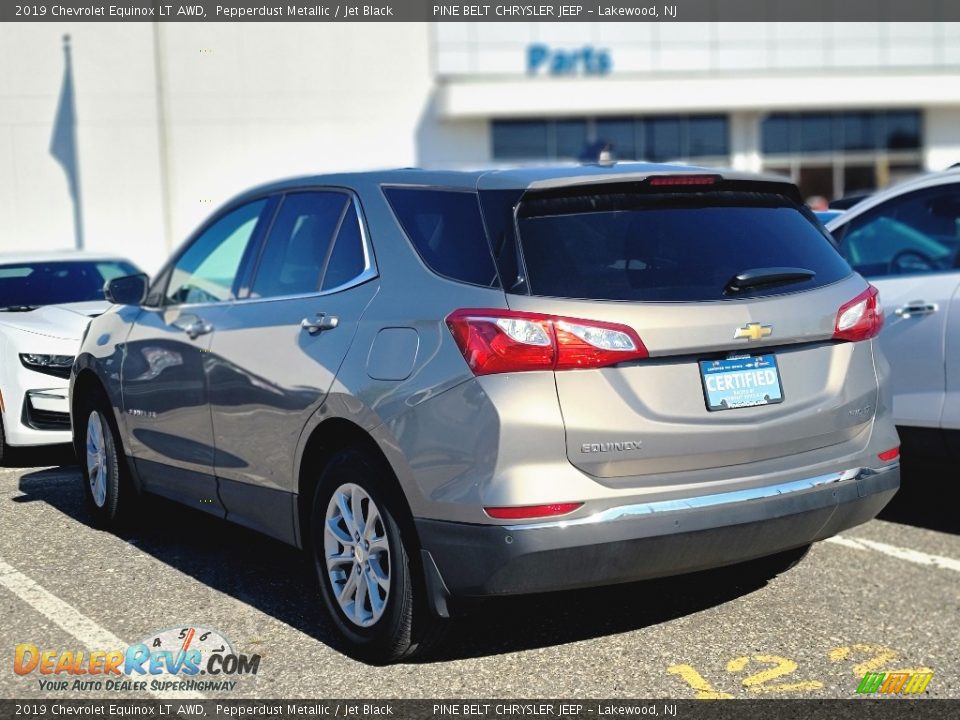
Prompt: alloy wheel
<box><xmin>85</xmin><ymin>411</ymin><xmax>108</xmax><ymax>508</ymax></box>
<box><xmin>323</xmin><ymin>482</ymin><xmax>391</xmax><ymax>627</ymax></box>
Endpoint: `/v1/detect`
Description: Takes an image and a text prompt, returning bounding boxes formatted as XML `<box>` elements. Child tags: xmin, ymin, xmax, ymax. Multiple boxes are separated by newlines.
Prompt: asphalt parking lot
<box><xmin>1</xmin><ymin>447</ymin><xmax>957</xmax><ymax>700</ymax></box>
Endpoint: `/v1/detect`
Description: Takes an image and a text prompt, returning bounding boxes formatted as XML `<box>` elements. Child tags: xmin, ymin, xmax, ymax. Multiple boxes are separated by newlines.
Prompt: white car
<box><xmin>0</xmin><ymin>252</ymin><xmax>140</xmax><ymax>460</ymax></box>
<box><xmin>826</xmin><ymin>167</ymin><xmax>960</xmax><ymax>453</ymax></box>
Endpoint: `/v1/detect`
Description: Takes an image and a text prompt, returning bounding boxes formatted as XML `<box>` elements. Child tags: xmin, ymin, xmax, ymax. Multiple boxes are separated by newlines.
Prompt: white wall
<box><xmin>0</xmin><ymin>23</ymin><xmax>168</xmax><ymax>272</ymax></box>
<box><xmin>438</xmin><ymin>71</ymin><xmax>960</xmax><ymax>119</ymax></box>
<box><xmin>156</xmin><ymin>23</ymin><xmax>438</xmax><ymax>253</ymax></box>
<box><xmin>0</xmin><ymin>23</ymin><xmax>438</xmax><ymax>275</ymax></box>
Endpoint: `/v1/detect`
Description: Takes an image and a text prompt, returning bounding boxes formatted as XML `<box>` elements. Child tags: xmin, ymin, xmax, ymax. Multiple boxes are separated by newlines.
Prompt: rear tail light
<box><xmin>878</xmin><ymin>446</ymin><xmax>900</xmax><ymax>462</ymax></box>
<box><xmin>446</xmin><ymin>309</ymin><xmax>648</xmax><ymax>376</ymax></box>
<box><xmin>833</xmin><ymin>285</ymin><xmax>884</xmax><ymax>342</ymax></box>
<box><xmin>484</xmin><ymin>503</ymin><xmax>583</xmax><ymax>520</ymax></box>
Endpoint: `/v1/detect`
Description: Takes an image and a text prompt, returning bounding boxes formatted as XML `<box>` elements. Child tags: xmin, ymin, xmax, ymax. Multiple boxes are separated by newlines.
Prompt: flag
<box><xmin>50</xmin><ymin>34</ymin><xmax>83</xmax><ymax>250</ymax></box>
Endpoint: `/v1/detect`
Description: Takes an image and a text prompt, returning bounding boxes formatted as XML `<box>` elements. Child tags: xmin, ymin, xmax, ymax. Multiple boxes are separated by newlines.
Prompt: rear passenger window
<box><xmin>250</xmin><ymin>192</ymin><xmax>348</xmax><ymax>299</ymax></box>
<box><xmin>384</xmin><ymin>188</ymin><xmax>500</xmax><ymax>287</ymax></box>
<box><xmin>321</xmin><ymin>202</ymin><xmax>367</xmax><ymax>291</ymax></box>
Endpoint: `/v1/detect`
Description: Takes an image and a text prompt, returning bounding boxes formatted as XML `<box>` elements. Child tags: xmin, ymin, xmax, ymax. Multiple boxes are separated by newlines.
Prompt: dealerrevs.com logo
<box><xmin>14</xmin><ymin>626</ymin><xmax>261</xmax><ymax>693</ymax></box>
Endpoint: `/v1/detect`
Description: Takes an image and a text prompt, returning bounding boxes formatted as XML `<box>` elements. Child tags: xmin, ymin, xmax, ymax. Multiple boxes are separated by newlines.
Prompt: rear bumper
<box><xmin>415</xmin><ymin>463</ymin><xmax>899</xmax><ymax>598</ymax></box>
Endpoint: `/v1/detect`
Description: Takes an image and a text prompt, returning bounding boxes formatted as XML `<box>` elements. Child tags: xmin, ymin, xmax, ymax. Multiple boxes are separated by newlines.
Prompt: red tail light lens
<box><xmin>445</xmin><ymin>310</ymin><xmax>555</xmax><ymax>376</ymax></box>
<box><xmin>484</xmin><ymin>503</ymin><xmax>583</xmax><ymax>520</ymax></box>
<box><xmin>553</xmin><ymin>318</ymin><xmax>648</xmax><ymax>370</ymax></box>
<box><xmin>833</xmin><ymin>285</ymin><xmax>884</xmax><ymax>342</ymax></box>
<box><xmin>446</xmin><ymin>309</ymin><xmax>648</xmax><ymax>376</ymax></box>
<box><xmin>878</xmin><ymin>446</ymin><xmax>900</xmax><ymax>462</ymax></box>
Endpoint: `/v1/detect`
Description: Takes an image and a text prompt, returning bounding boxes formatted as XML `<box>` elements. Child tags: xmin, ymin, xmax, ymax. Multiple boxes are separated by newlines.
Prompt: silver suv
<box><xmin>71</xmin><ymin>165</ymin><xmax>900</xmax><ymax>663</ymax></box>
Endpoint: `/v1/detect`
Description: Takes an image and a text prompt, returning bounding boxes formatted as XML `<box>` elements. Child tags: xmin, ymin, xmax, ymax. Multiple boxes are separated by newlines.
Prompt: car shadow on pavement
<box><xmin>877</xmin><ymin>454</ymin><xmax>959</xmax><ymax>536</ymax></box>
<box><xmin>15</xmin><ymin>463</ymin><xmax>799</xmax><ymax>664</ymax></box>
<box><xmin>2</xmin><ymin>443</ymin><xmax>77</xmax><ymax>469</ymax></box>
<box><xmin>424</xmin><ymin>553</ymin><xmax>797</xmax><ymax>662</ymax></box>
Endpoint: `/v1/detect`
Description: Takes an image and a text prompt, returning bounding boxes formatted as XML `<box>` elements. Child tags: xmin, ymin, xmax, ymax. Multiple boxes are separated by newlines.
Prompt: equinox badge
<box><xmin>581</xmin><ymin>441</ymin><xmax>643</xmax><ymax>454</ymax></box>
<box><xmin>733</xmin><ymin>323</ymin><xmax>773</xmax><ymax>341</ymax></box>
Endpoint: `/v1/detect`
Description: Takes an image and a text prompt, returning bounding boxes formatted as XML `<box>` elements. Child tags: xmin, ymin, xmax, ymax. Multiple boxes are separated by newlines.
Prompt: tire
<box><xmin>77</xmin><ymin>394</ymin><xmax>134</xmax><ymax>526</ymax></box>
<box><xmin>309</xmin><ymin>446</ymin><xmax>441</xmax><ymax>664</ymax></box>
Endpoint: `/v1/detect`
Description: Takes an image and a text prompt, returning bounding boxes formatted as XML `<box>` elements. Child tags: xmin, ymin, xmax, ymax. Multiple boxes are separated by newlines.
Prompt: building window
<box><xmin>761</xmin><ymin>110</ymin><xmax>923</xmax><ymax>202</ymax></box>
<box><xmin>492</xmin><ymin>115</ymin><xmax>730</xmax><ymax>164</ymax></box>
<box><xmin>492</xmin><ymin>120</ymin><xmax>551</xmax><ymax>160</ymax></box>
<box><xmin>762</xmin><ymin>110</ymin><xmax>921</xmax><ymax>155</ymax></box>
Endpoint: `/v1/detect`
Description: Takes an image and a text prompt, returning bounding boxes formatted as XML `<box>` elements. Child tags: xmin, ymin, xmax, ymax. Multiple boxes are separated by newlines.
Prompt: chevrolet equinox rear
<box><xmin>70</xmin><ymin>165</ymin><xmax>900</xmax><ymax>663</ymax></box>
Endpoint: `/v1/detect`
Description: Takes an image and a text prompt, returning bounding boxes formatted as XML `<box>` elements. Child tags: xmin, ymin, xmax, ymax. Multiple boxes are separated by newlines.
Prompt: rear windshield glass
<box><xmin>514</xmin><ymin>190</ymin><xmax>851</xmax><ymax>302</ymax></box>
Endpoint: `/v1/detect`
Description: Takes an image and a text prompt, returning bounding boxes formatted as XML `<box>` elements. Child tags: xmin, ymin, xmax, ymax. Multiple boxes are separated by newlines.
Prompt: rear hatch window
<box><xmin>507</xmin><ymin>187</ymin><xmax>852</xmax><ymax>302</ymax></box>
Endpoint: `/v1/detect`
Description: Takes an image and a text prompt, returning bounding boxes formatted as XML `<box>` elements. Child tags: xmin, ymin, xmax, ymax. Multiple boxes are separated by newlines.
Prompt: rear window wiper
<box><xmin>724</xmin><ymin>267</ymin><xmax>815</xmax><ymax>294</ymax></box>
<box><xmin>0</xmin><ymin>305</ymin><xmax>39</xmax><ymax>312</ymax></box>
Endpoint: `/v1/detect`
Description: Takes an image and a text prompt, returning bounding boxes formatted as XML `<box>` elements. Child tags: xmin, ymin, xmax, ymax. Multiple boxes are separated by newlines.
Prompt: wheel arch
<box><xmin>71</xmin><ymin>363</ymin><xmax>140</xmax><ymax>492</ymax></box>
<box><xmin>70</xmin><ymin>367</ymin><xmax>110</xmax><ymax>458</ymax></box>
<box><xmin>295</xmin><ymin>414</ymin><xmax>452</xmax><ymax>620</ymax></box>
<box><xmin>294</xmin><ymin>416</ymin><xmax>419</xmax><ymax>552</ymax></box>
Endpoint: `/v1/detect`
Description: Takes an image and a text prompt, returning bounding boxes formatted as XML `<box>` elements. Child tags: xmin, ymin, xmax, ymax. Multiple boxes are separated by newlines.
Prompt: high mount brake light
<box><xmin>446</xmin><ymin>309</ymin><xmax>649</xmax><ymax>376</ymax></box>
<box><xmin>834</xmin><ymin>285</ymin><xmax>884</xmax><ymax>342</ymax></box>
<box><xmin>647</xmin><ymin>175</ymin><xmax>719</xmax><ymax>187</ymax></box>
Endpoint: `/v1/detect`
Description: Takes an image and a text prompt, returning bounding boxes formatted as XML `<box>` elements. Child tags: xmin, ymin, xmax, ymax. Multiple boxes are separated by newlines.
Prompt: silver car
<box><xmin>71</xmin><ymin>165</ymin><xmax>900</xmax><ymax>663</ymax></box>
<box><xmin>826</xmin><ymin>167</ymin><xmax>960</xmax><ymax>454</ymax></box>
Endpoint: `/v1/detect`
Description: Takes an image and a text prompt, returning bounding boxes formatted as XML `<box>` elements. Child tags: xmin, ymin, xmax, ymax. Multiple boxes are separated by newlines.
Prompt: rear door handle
<box><xmin>894</xmin><ymin>301</ymin><xmax>938</xmax><ymax>319</ymax></box>
<box><xmin>173</xmin><ymin>316</ymin><xmax>214</xmax><ymax>339</ymax></box>
<box><xmin>301</xmin><ymin>313</ymin><xmax>339</xmax><ymax>335</ymax></box>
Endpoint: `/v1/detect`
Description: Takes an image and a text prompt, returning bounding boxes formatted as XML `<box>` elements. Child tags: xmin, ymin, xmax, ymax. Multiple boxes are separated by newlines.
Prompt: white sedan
<box><xmin>0</xmin><ymin>252</ymin><xmax>140</xmax><ymax>461</ymax></box>
<box><xmin>826</xmin><ymin>167</ymin><xmax>960</xmax><ymax>453</ymax></box>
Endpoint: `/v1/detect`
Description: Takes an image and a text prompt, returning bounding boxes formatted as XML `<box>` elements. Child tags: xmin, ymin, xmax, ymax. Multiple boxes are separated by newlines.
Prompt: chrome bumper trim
<box><xmin>506</xmin><ymin>464</ymin><xmax>898</xmax><ymax>531</ymax></box>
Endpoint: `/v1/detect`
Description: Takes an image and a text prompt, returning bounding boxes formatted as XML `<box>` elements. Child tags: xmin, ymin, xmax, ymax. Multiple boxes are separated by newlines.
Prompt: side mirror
<box><xmin>104</xmin><ymin>273</ymin><xmax>149</xmax><ymax>306</ymax></box>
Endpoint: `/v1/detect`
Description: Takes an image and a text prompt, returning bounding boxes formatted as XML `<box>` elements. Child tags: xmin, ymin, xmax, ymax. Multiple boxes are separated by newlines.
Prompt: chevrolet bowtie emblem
<box><xmin>734</xmin><ymin>323</ymin><xmax>773</xmax><ymax>341</ymax></box>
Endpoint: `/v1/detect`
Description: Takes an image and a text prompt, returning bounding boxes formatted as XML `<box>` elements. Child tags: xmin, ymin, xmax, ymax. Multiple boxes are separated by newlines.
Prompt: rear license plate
<box><xmin>699</xmin><ymin>354</ymin><xmax>784</xmax><ymax>411</ymax></box>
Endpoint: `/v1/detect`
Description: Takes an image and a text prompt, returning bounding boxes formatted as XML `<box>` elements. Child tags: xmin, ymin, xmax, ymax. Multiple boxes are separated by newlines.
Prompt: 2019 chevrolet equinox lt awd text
<box><xmin>70</xmin><ymin>164</ymin><xmax>900</xmax><ymax>662</ymax></box>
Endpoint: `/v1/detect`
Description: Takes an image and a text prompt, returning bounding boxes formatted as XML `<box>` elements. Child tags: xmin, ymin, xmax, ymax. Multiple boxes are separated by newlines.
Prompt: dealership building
<box><xmin>2</xmin><ymin>21</ymin><xmax>960</xmax><ymax>272</ymax></box>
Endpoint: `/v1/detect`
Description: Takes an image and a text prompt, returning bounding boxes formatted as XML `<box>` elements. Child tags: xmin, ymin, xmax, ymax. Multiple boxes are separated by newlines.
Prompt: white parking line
<box><xmin>0</xmin><ymin>558</ymin><xmax>204</xmax><ymax>699</ymax></box>
<box><xmin>826</xmin><ymin>535</ymin><xmax>960</xmax><ymax>573</ymax></box>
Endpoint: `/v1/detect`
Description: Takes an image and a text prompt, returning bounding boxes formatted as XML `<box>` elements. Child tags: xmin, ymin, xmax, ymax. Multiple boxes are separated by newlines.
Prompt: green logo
<box><xmin>856</xmin><ymin>671</ymin><xmax>933</xmax><ymax>695</ymax></box>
